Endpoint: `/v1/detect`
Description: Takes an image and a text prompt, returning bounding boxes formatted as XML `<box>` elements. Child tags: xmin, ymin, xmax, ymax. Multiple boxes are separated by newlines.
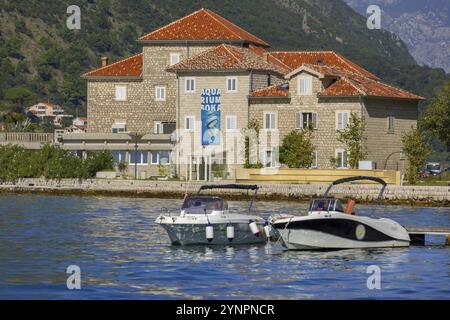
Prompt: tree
<box><xmin>82</xmin><ymin>150</ymin><xmax>114</xmax><ymax>178</ymax></box>
<box><xmin>279</xmin><ymin>129</ymin><xmax>314</xmax><ymax>168</ymax></box>
<box><xmin>420</xmin><ymin>81</ymin><xmax>450</xmax><ymax>151</ymax></box>
<box><xmin>336</xmin><ymin>113</ymin><xmax>367</xmax><ymax>169</ymax></box>
<box><xmin>402</xmin><ymin>128</ymin><xmax>431</xmax><ymax>185</ymax></box>
<box><xmin>4</xmin><ymin>87</ymin><xmax>36</xmax><ymax>108</ymax></box>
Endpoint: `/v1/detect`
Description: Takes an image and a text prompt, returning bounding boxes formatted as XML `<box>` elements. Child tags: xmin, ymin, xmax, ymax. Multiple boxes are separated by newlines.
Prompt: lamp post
<box><xmin>129</xmin><ymin>132</ymin><xmax>143</xmax><ymax>180</ymax></box>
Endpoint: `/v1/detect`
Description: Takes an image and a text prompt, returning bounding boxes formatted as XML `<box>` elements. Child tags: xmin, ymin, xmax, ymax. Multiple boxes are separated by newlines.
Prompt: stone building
<box><xmin>82</xmin><ymin>8</ymin><xmax>423</xmax><ymax>180</ymax></box>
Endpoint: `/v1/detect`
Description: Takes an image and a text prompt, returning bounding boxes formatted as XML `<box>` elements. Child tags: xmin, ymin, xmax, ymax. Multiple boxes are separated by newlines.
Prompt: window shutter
<box><xmin>338</xmin><ymin>113</ymin><xmax>343</xmax><ymax>129</ymax></box>
<box><xmin>312</xmin><ymin>113</ymin><xmax>318</xmax><ymax>129</ymax></box>
<box><xmin>343</xmin><ymin>113</ymin><xmax>349</xmax><ymax>128</ymax></box>
<box><xmin>296</xmin><ymin>113</ymin><xmax>301</xmax><ymax>129</ymax></box>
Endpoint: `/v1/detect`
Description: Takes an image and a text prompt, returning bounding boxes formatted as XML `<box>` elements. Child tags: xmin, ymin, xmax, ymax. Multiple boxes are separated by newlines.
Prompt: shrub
<box><xmin>279</xmin><ymin>130</ymin><xmax>314</xmax><ymax>168</ymax></box>
<box><xmin>402</xmin><ymin>128</ymin><xmax>431</xmax><ymax>185</ymax></box>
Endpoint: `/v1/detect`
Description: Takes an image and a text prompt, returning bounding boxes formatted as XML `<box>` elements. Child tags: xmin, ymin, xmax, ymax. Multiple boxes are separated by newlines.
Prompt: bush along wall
<box><xmin>0</xmin><ymin>144</ymin><xmax>113</xmax><ymax>182</ymax></box>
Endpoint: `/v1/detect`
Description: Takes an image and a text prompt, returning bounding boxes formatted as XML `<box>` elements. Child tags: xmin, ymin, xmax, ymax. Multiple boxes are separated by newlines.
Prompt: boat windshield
<box><xmin>182</xmin><ymin>196</ymin><xmax>226</xmax><ymax>214</ymax></box>
<box><xmin>309</xmin><ymin>198</ymin><xmax>344</xmax><ymax>212</ymax></box>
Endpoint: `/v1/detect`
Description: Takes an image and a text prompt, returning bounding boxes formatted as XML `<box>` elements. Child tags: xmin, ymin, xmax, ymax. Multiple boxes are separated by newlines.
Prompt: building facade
<box><xmin>82</xmin><ymin>8</ymin><xmax>423</xmax><ymax>180</ymax></box>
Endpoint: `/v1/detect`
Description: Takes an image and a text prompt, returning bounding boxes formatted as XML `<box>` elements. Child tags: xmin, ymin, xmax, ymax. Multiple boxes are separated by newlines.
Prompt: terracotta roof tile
<box><xmin>83</xmin><ymin>54</ymin><xmax>143</xmax><ymax>78</ymax></box>
<box><xmin>139</xmin><ymin>8</ymin><xmax>269</xmax><ymax>47</ymax></box>
<box><xmin>269</xmin><ymin>51</ymin><xmax>379</xmax><ymax>80</ymax></box>
<box><xmin>320</xmin><ymin>73</ymin><xmax>424</xmax><ymax>100</ymax></box>
<box><xmin>251</xmin><ymin>83</ymin><xmax>290</xmax><ymax>97</ymax></box>
<box><xmin>167</xmin><ymin>44</ymin><xmax>285</xmax><ymax>74</ymax></box>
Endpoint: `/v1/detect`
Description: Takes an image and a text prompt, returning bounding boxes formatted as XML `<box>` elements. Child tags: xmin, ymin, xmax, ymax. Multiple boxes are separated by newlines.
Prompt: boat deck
<box><xmin>405</xmin><ymin>226</ymin><xmax>450</xmax><ymax>245</ymax></box>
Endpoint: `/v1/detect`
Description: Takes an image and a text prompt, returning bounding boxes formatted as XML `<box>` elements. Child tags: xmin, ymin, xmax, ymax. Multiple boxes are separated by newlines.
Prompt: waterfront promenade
<box><xmin>0</xmin><ymin>178</ymin><xmax>448</xmax><ymax>206</ymax></box>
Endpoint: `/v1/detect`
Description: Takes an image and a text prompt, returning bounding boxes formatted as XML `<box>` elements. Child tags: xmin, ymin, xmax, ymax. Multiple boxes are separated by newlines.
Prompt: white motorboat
<box><xmin>271</xmin><ymin>176</ymin><xmax>411</xmax><ymax>250</ymax></box>
<box><xmin>155</xmin><ymin>184</ymin><xmax>267</xmax><ymax>245</ymax></box>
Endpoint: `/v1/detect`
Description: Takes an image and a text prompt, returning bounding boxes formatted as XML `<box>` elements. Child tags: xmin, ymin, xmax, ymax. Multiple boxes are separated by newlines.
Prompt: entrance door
<box><xmin>189</xmin><ymin>156</ymin><xmax>211</xmax><ymax>181</ymax></box>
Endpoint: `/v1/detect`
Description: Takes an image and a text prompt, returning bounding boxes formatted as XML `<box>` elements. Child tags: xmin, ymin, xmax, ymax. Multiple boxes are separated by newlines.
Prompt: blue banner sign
<box><xmin>201</xmin><ymin>88</ymin><xmax>221</xmax><ymax>146</ymax></box>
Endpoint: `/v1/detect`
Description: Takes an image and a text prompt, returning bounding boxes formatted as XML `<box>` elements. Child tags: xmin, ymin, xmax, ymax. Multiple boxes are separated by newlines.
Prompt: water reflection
<box><xmin>0</xmin><ymin>194</ymin><xmax>448</xmax><ymax>299</ymax></box>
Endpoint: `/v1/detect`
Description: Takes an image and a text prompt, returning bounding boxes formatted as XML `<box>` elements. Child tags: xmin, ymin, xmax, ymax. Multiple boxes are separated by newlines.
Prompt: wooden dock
<box><xmin>405</xmin><ymin>226</ymin><xmax>450</xmax><ymax>245</ymax></box>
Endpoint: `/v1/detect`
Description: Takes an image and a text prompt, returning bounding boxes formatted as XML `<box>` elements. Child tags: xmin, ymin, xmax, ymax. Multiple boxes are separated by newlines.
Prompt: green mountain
<box><xmin>0</xmin><ymin>0</ymin><xmax>448</xmax><ymax>116</ymax></box>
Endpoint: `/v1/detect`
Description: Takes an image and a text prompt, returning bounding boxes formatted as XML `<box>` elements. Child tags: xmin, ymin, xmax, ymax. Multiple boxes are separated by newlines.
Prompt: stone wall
<box><xmin>177</xmin><ymin>72</ymin><xmax>251</xmax><ymax>179</ymax></box>
<box><xmin>250</xmin><ymin>71</ymin><xmax>363</xmax><ymax>168</ymax></box>
<box><xmin>1</xmin><ymin>179</ymin><xmax>448</xmax><ymax>203</ymax></box>
<box><xmin>87</xmin><ymin>44</ymin><xmax>216</xmax><ymax>134</ymax></box>
<box><xmin>362</xmin><ymin>98</ymin><xmax>418</xmax><ymax>171</ymax></box>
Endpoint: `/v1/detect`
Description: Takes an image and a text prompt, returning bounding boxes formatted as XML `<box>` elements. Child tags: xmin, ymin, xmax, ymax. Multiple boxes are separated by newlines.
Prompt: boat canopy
<box><xmin>323</xmin><ymin>176</ymin><xmax>387</xmax><ymax>199</ymax></box>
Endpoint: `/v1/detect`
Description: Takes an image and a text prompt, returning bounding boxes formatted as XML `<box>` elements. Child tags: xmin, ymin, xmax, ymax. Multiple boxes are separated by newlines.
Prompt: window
<box><xmin>264</xmin><ymin>112</ymin><xmax>277</xmax><ymax>130</ymax></box>
<box><xmin>226</xmin><ymin>115</ymin><xmax>237</xmax><ymax>131</ymax></box>
<box><xmin>227</xmin><ymin>77</ymin><xmax>237</xmax><ymax>92</ymax></box>
<box><xmin>298</xmin><ymin>75</ymin><xmax>312</xmax><ymax>95</ymax></box>
<box><xmin>129</xmin><ymin>151</ymin><xmax>148</xmax><ymax>165</ymax></box>
<box><xmin>311</xmin><ymin>151</ymin><xmax>318</xmax><ymax>168</ymax></box>
<box><xmin>185</xmin><ymin>116</ymin><xmax>195</xmax><ymax>130</ymax></box>
<box><xmin>336</xmin><ymin>111</ymin><xmax>349</xmax><ymax>130</ymax></box>
<box><xmin>154</xmin><ymin>121</ymin><xmax>163</xmax><ymax>134</ymax></box>
<box><xmin>151</xmin><ymin>151</ymin><xmax>171</xmax><ymax>165</ymax></box>
<box><xmin>170</xmin><ymin>52</ymin><xmax>180</xmax><ymax>66</ymax></box>
<box><xmin>155</xmin><ymin>86</ymin><xmax>166</xmax><ymax>101</ymax></box>
<box><xmin>296</xmin><ymin>112</ymin><xmax>318</xmax><ymax>129</ymax></box>
<box><xmin>115</xmin><ymin>85</ymin><xmax>127</xmax><ymax>101</ymax></box>
<box><xmin>112</xmin><ymin>122</ymin><xmax>126</xmax><ymax>133</ymax></box>
<box><xmin>185</xmin><ymin>77</ymin><xmax>196</xmax><ymax>93</ymax></box>
<box><xmin>112</xmin><ymin>151</ymin><xmax>127</xmax><ymax>163</ymax></box>
<box><xmin>335</xmin><ymin>149</ymin><xmax>348</xmax><ymax>169</ymax></box>
<box><xmin>388</xmin><ymin>116</ymin><xmax>395</xmax><ymax>133</ymax></box>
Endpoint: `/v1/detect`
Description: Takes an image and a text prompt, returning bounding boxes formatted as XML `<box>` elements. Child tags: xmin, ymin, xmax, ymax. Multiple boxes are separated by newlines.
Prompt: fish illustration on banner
<box><xmin>201</xmin><ymin>88</ymin><xmax>221</xmax><ymax>146</ymax></box>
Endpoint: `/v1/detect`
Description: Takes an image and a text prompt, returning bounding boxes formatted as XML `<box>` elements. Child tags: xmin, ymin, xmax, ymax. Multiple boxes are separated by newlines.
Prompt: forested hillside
<box><xmin>0</xmin><ymin>0</ymin><xmax>448</xmax><ymax>116</ymax></box>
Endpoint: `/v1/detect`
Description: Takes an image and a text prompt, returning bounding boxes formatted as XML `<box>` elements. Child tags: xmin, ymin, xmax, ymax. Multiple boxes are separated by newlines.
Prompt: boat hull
<box><xmin>273</xmin><ymin>213</ymin><xmax>410</xmax><ymax>250</ymax></box>
<box><xmin>159</xmin><ymin>222</ymin><xmax>266</xmax><ymax>246</ymax></box>
<box><xmin>277</xmin><ymin>228</ymin><xmax>410</xmax><ymax>250</ymax></box>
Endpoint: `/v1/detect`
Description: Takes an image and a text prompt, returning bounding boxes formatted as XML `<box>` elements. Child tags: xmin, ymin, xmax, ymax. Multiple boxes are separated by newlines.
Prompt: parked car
<box><xmin>425</xmin><ymin>162</ymin><xmax>442</xmax><ymax>176</ymax></box>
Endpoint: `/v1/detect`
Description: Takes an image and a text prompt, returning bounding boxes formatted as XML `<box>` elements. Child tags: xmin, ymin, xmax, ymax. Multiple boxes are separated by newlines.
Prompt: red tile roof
<box><xmin>139</xmin><ymin>8</ymin><xmax>269</xmax><ymax>47</ymax></box>
<box><xmin>252</xmin><ymin>63</ymin><xmax>423</xmax><ymax>100</ymax></box>
<box><xmin>167</xmin><ymin>44</ymin><xmax>285</xmax><ymax>74</ymax></box>
<box><xmin>320</xmin><ymin>73</ymin><xmax>424</xmax><ymax>100</ymax></box>
<box><xmin>83</xmin><ymin>53</ymin><xmax>143</xmax><ymax>78</ymax></box>
<box><xmin>251</xmin><ymin>83</ymin><xmax>290</xmax><ymax>97</ymax></box>
<box><xmin>269</xmin><ymin>51</ymin><xmax>379</xmax><ymax>80</ymax></box>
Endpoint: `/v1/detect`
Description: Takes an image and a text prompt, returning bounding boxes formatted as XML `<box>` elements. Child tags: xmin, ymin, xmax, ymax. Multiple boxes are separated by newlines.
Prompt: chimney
<box><xmin>101</xmin><ymin>56</ymin><xmax>108</xmax><ymax>67</ymax></box>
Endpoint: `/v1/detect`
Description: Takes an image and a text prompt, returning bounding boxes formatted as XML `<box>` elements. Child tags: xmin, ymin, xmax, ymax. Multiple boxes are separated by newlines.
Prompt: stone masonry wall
<box><xmin>177</xmin><ymin>72</ymin><xmax>251</xmax><ymax>179</ymax></box>
<box><xmin>362</xmin><ymin>98</ymin><xmax>418</xmax><ymax>171</ymax></box>
<box><xmin>250</xmin><ymin>71</ymin><xmax>363</xmax><ymax>168</ymax></box>
<box><xmin>87</xmin><ymin>44</ymin><xmax>216</xmax><ymax>134</ymax></box>
<box><xmin>1</xmin><ymin>179</ymin><xmax>448</xmax><ymax>203</ymax></box>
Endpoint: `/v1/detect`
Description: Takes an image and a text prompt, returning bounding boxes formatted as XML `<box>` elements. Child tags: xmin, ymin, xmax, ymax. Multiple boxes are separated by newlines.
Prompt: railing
<box><xmin>0</xmin><ymin>132</ymin><xmax>54</xmax><ymax>143</ymax></box>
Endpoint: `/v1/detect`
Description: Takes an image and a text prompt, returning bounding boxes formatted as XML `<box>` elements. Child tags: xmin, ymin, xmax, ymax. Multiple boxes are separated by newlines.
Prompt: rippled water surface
<box><xmin>0</xmin><ymin>194</ymin><xmax>449</xmax><ymax>299</ymax></box>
